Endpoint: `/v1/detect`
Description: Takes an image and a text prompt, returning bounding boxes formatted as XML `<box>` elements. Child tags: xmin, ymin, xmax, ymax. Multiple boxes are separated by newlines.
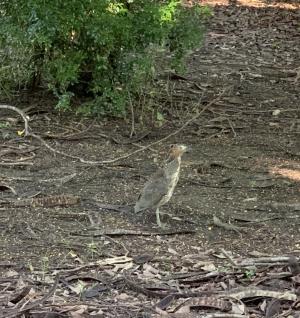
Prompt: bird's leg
<box><xmin>156</xmin><ymin>208</ymin><xmax>166</xmax><ymax>228</ymax></box>
<box><xmin>156</xmin><ymin>208</ymin><xmax>162</xmax><ymax>227</ymax></box>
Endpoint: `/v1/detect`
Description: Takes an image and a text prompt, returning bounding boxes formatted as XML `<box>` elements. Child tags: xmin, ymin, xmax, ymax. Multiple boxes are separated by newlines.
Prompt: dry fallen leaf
<box><xmin>231</xmin><ymin>301</ymin><xmax>246</xmax><ymax>315</ymax></box>
<box><xmin>168</xmin><ymin>247</ymin><xmax>178</xmax><ymax>255</ymax></box>
<box><xmin>201</xmin><ymin>263</ymin><xmax>217</xmax><ymax>271</ymax></box>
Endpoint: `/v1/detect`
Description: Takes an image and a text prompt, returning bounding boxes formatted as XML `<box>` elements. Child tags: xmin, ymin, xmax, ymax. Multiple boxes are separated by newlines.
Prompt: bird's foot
<box><xmin>157</xmin><ymin>220</ymin><xmax>168</xmax><ymax>229</ymax></box>
<box><xmin>156</xmin><ymin>212</ymin><xmax>168</xmax><ymax>229</ymax></box>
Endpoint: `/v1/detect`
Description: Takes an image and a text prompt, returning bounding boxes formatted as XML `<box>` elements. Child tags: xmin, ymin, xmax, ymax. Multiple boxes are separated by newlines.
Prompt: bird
<box><xmin>134</xmin><ymin>144</ymin><xmax>188</xmax><ymax>228</ymax></box>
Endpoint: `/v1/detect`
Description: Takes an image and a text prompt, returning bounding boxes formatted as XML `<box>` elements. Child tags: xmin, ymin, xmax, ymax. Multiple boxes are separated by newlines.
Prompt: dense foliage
<box><xmin>0</xmin><ymin>0</ymin><xmax>210</xmax><ymax>115</ymax></box>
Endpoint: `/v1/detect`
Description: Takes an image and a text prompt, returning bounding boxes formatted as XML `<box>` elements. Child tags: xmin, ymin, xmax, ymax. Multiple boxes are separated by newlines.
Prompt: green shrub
<box><xmin>0</xmin><ymin>0</ymin><xmax>211</xmax><ymax>115</ymax></box>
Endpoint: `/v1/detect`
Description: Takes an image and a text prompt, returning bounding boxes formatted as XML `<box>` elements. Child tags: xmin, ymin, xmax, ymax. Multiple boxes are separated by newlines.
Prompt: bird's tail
<box><xmin>134</xmin><ymin>202</ymin><xmax>145</xmax><ymax>213</ymax></box>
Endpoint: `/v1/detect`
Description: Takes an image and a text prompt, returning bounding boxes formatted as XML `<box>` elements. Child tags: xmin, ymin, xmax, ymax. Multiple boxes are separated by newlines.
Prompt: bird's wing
<box><xmin>135</xmin><ymin>169</ymin><xmax>169</xmax><ymax>212</ymax></box>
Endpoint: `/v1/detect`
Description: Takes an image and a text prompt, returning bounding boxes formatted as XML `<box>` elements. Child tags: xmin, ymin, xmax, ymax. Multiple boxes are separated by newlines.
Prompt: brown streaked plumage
<box><xmin>134</xmin><ymin>144</ymin><xmax>188</xmax><ymax>227</ymax></box>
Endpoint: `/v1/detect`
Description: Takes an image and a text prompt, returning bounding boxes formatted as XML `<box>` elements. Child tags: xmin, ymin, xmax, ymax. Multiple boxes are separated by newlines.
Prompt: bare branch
<box><xmin>1</xmin><ymin>89</ymin><xmax>227</xmax><ymax>165</ymax></box>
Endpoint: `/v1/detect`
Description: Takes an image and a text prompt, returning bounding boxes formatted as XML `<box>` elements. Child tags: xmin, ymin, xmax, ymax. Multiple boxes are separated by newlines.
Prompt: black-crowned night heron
<box><xmin>134</xmin><ymin>144</ymin><xmax>188</xmax><ymax>227</ymax></box>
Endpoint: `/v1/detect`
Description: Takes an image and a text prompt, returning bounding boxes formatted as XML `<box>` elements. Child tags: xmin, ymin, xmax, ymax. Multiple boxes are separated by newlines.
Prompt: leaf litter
<box><xmin>0</xmin><ymin>0</ymin><xmax>300</xmax><ymax>317</ymax></box>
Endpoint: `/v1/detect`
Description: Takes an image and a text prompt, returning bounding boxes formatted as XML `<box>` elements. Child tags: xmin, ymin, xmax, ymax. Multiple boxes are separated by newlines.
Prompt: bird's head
<box><xmin>167</xmin><ymin>144</ymin><xmax>188</xmax><ymax>160</ymax></box>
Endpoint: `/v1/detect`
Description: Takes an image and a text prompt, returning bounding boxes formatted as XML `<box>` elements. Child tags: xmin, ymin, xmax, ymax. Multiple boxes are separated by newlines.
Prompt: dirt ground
<box><xmin>1</xmin><ymin>1</ymin><xmax>300</xmax><ymax>317</ymax></box>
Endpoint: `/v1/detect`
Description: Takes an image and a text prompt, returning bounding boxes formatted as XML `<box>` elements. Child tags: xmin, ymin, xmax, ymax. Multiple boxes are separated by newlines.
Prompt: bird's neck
<box><xmin>166</xmin><ymin>154</ymin><xmax>181</xmax><ymax>163</ymax></box>
<box><xmin>165</xmin><ymin>155</ymin><xmax>181</xmax><ymax>175</ymax></box>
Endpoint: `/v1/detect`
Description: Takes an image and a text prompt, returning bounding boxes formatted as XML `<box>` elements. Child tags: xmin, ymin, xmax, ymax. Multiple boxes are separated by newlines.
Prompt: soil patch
<box><xmin>0</xmin><ymin>1</ymin><xmax>299</xmax><ymax>317</ymax></box>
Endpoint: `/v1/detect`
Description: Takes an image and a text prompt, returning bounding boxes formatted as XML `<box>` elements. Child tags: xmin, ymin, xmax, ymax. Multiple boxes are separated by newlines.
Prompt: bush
<box><xmin>0</xmin><ymin>0</ymin><xmax>211</xmax><ymax>115</ymax></box>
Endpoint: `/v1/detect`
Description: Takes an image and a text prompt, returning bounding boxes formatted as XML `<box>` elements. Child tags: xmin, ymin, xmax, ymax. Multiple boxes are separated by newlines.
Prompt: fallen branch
<box><xmin>0</xmin><ymin>145</ymin><xmax>39</xmax><ymax>157</ymax></box>
<box><xmin>1</xmin><ymin>153</ymin><xmax>35</xmax><ymax>163</ymax></box>
<box><xmin>124</xmin><ymin>276</ymin><xmax>216</xmax><ymax>299</ymax></box>
<box><xmin>123</xmin><ymin>275</ymin><xmax>165</xmax><ymax>298</ymax></box>
<box><xmin>70</xmin><ymin>228</ymin><xmax>196</xmax><ymax>237</ymax></box>
<box><xmin>222</xmin><ymin>287</ymin><xmax>297</xmax><ymax>301</ymax></box>
<box><xmin>1</xmin><ymin>194</ymin><xmax>80</xmax><ymax>208</ymax></box>
<box><xmin>0</xmin><ymin>183</ymin><xmax>17</xmax><ymax>195</ymax></box>
<box><xmin>153</xmin><ymin>313</ymin><xmax>246</xmax><ymax>318</ymax></box>
<box><xmin>8</xmin><ymin>286</ymin><xmax>31</xmax><ymax>304</ymax></box>
<box><xmin>237</xmin><ymin>256</ymin><xmax>299</xmax><ymax>267</ymax></box>
<box><xmin>267</xmin><ymin>202</ymin><xmax>300</xmax><ymax>211</ymax></box>
<box><xmin>0</xmin><ymin>262</ymin><xmax>17</xmax><ymax>267</ymax></box>
<box><xmin>58</xmin><ymin>256</ymin><xmax>132</xmax><ymax>274</ymax></box>
<box><xmin>0</xmin><ymin>105</ymin><xmax>29</xmax><ymax>134</ymax></box>
<box><xmin>92</xmin><ymin>202</ymin><xmax>133</xmax><ymax>212</ymax></box>
<box><xmin>0</xmin><ymin>161</ymin><xmax>34</xmax><ymax>166</ymax></box>
<box><xmin>184</xmin><ymin>297</ymin><xmax>231</xmax><ymax>312</ymax></box>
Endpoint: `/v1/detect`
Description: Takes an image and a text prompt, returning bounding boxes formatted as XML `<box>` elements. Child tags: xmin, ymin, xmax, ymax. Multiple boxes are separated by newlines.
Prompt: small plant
<box><xmin>87</xmin><ymin>241</ymin><xmax>100</xmax><ymax>260</ymax></box>
<box><xmin>244</xmin><ymin>268</ymin><xmax>256</xmax><ymax>280</ymax></box>
<box><xmin>41</xmin><ymin>256</ymin><xmax>49</xmax><ymax>281</ymax></box>
<box><xmin>156</xmin><ymin>110</ymin><xmax>165</xmax><ymax>127</ymax></box>
<box><xmin>27</xmin><ymin>262</ymin><xmax>35</xmax><ymax>273</ymax></box>
<box><xmin>0</xmin><ymin>121</ymin><xmax>10</xmax><ymax>129</ymax></box>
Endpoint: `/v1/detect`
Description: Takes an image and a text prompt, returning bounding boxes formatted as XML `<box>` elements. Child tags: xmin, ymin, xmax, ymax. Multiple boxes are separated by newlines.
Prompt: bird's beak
<box><xmin>184</xmin><ymin>145</ymin><xmax>191</xmax><ymax>153</ymax></box>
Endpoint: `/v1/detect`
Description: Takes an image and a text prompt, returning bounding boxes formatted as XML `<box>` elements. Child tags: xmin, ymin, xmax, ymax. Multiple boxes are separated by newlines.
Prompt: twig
<box><xmin>123</xmin><ymin>275</ymin><xmax>165</xmax><ymax>298</ymax></box>
<box><xmin>97</xmin><ymin>88</ymin><xmax>227</xmax><ymax>164</ymax></box>
<box><xmin>8</xmin><ymin>286</ymin><xmax>31</xmax><ymax>304</ymax></box>
<box><xmin>153</xmin><ymin>313</ymin><xmax>246</xmax><ymax>318</ymax></box>
<box><xmin>40</xmin><ymin>172</ymin><xmax>77</xmax><ymax>186</ymax></box>
<box><xmin>237</xmin><ymin>256</ymin><xmax>299</xmax><ymax>267</ymax></box>
<box><xmin>103</xmin><ymin>235</ymin><xmax>130</xmax><ymax>257</ymax></box>
<box><xmin>58</xmin><ymin>256</ymin><xmax>132</xmax><ymax>274</ymax></box>
<box><xmin>0</xmin><ymin>184</ymin><xmax>17</xmax><ymax>195</ymax></box>
<box><xmin>267</xmin><ymin>202</ymin><xmax>300</xmax><ymax>211</ymax></box>
<box><xmin>1</xmin><ymin>154</ymin><xmax>35</xmax><ymax>162</ymax></box>
<box><xmin>0</xmin><ymin>275</ymin><xmax>59</xmax><ymax>318</ymax></box>
<box><xmin>227</xmin><ymin>118</ymin><xmax>236</xmax><ymax>137</ymax></box>
<box><xmin>0</xmin><ymin>161</ymin><xmax>34</xmax><ymax>166</ymax></box>
<box><xmin>92</xmin><ymin>202</ymin><xmax>132</xmax><ymax>213</ymax></box>
<box><xmin>128</xmin><ymin>90</ymin><xmax>135</xmax><ymax>138</ymax></box>
<box><xmin>70</xmin><ymin>228</ymin><xmax>196</xmax><ymax>237</ymax></box>
<box><xmin>0</xmin><ymin>145</ymin><xmax>39</xmax><ymax>156</ymax></box>
<box><xmin>220</xmin><ymin>248</ymin><xmax>238</xmax><ymax>267</ymax></box>
<box><xmin>0</xmin><ymin>262</ymin><xmax>17</xmax><ymax>267</ymax></box>
<box><xmin>29</xmin><ymin>132</ymin><xmax>101</xmax><ymax>163</ymax></box>
<box><xmin>43</xmin><ymin>119</ymin><xmax>96</xmax><ymax>140</ymax></box>
<box><xmin>0</xmin><ymin>104</ymin><xmax>106</xmax><ymax>164</ymax></box>
<box><xmin>0</xmin><ymin>105</ymin><xmax>29</xmax><ymax>134</ymax></box>
<box><xmin>213</xmin><ymin>216</ymin><xmax>244</xmax><ymax>233</ymax></box>
<box><xmin>1</xmin><ymin>89</ymin><xmax>226</xmax><ymax>165</ymax></box>
<box><xmin>222</xmin><ymin>287</ymin><xmax>297</xmax><ymax>301</ymax></box>
<box><xmin>2</xmin><ymin>194</ymin><xmax>80</xmax><ymax>208</ymax></box>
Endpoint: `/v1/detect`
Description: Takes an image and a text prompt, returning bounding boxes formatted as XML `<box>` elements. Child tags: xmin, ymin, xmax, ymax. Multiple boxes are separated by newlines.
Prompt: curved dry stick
<box><xmin>0</xmin><ymin>104</ymin><xmax>98</xmax><ymax>163</ymax></box>
<box><xmin>97</xmin><ymin>88</ymin><xmax>228</xmax><ymax>164</ymax></box>
<box><xmin>0</xmin><ymin>104</ymin><xmax>30</xmax><ymax>135</ymax></box>
<box><xmin>0</xmin><ymin>89</ymin><xmax>226</xmax><ymax>165</ymax></box>
<box><xmin>1</xmin><ymin>275</ymin><xmax>59</xmax><ymax>318</ymax></box>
